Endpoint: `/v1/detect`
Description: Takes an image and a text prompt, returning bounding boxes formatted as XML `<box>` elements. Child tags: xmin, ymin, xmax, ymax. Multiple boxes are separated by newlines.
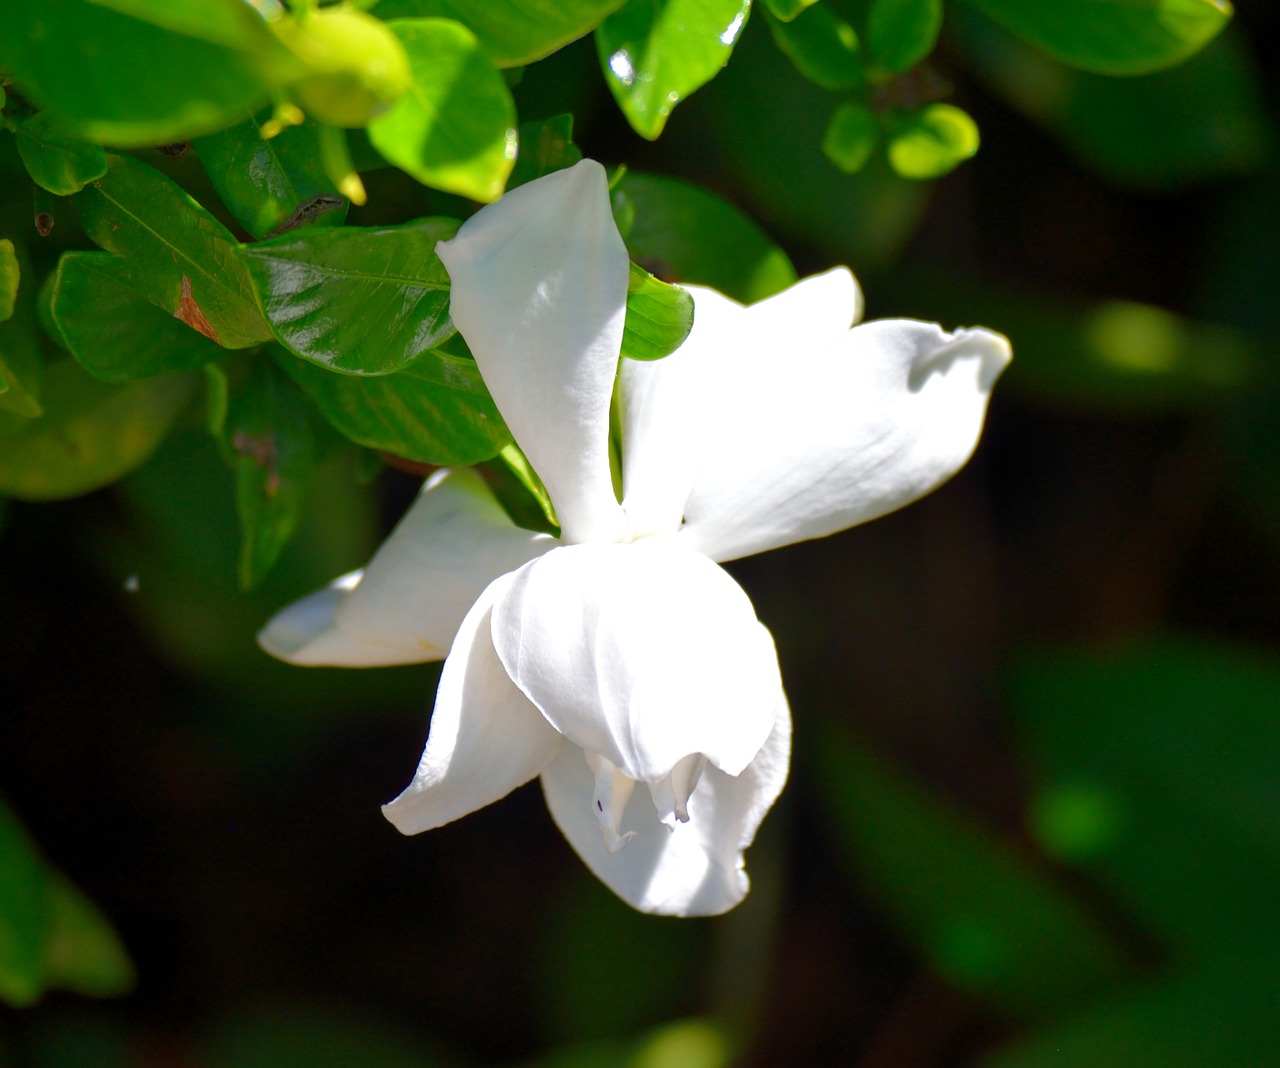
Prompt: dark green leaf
<box><xmin>371</xmin><ymin>0</ymin><xmax>627</xmax><ymax>66</ymax></box>
<box><xmin>0</xmin><ymin>240</ymin><xmax>16</xmax><ymax>322</ymax></box>
<box><xmin>368</xmin><ymin>19</ymin><xmax>518</xmax><ymax>202</ymax></box>
<box><xmin>13</xmin><ymin>112</ymin><xmax>107</xmax><ymax>196</ymax></box>
<box><xmin>816</xmin><ymin>728</ymin><xmax>1129</xmax><ymax>1019</ymax></box>
<box><xmin>622</xmin><ymin>262</ymin><xmax>694</xmax><ymax>361</ymax></box>
<box><xmin>886</xmin><ymin>103</ymin><xmax>980</xmax><ymax>179</ymax></box>
<box><xmin>867</xmin><ymin>0</ymin><xmax>942</xmax><ymax>73</ymax></box>
<box><xmin>762</xmin><ymin>0</ymin><xmax>820</xmax><ymax>21</ymax></box>
<box><xmin>764</xmin><ymin>2</ymin><xmax>866</xmax><ymax>90</ymax></box>
<box><xmin>0</xmin><ymin>0</ymin><xmax>285</xmax><ymax>145</ymax></box>
<box><xmin>41</xmin><ymin>873</ymin><xmax>135</xmax><ymax>1000</ymax></box>
<box><xmin>619</xmin><ymin>171</ymin><xmax>796</xmax><ymax>304</ymax></box>
<box><xmin>78</xmin><ymin>154</ymin><xmax>271</xmax><ymax>349</ymax></box>
<box><xmin>0</xmin><ymin>360</ymin><xmax>194</xmax><ymax>500</ymax></box>
<box><xmin>194</xmin><ymin>116</ymin><xmax>343</xmax><ymax>240</ymax></box>
<box><xmin>213</xmin><ymin>358</ymin><xmax>332</xmax><ymax>588</ymax></box>
<box><xmin>49</xmin><ymin>252</ymin><xmax>223</xmax><ymax>382</ymax></box>
<box><xmin>823</xmin><ymin>101</ymin><xmax>880</xmax><ymax>173</ymax></box>
<box><xmin>507</xmin><ymin>115</ymin><xmax>584</xmax><ymax>190</ymax></box>
<box><xmin>596</xmin><ymin>0</ymin><xmax>752</xmax><ymax>140</ymax></box>
<box><xmin>279</xmin><ymin>347</ymin><xmax>510</xmax><ymax>465</ymax></box>
<box><xmin>0</xmin><ymin>242</ymin><xmax>45</xmax><ymax>420</ymax></box>
<box><xmin>957</xmin><ymin>0</ymin><xmax>1232</xmax><ymax>75</ymax></box>
<box><xmin>0</xmin><ymin>799</ymin><xmax>47</xmax><ymax>1007</ymax></box>
<box><xmin>238</xmin><ymin>218</ymin><xmax>458</xmax><ymax>376</ymax></box>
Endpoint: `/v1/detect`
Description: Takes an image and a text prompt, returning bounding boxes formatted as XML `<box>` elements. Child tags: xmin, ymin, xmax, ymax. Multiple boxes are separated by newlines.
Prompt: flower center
<box><xmin>584</xmin><ymin>750</ymin><xmax>708</xmax><ymax>852</ymax></box>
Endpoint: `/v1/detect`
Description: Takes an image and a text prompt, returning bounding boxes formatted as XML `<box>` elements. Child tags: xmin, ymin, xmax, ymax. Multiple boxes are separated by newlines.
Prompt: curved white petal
<box><xmin>382</xmin><ymin>571</ymin><xmax>562</xmax><ymax>835</ymax></box>
<box><xmin>437</xmin><ymin>160</ymin><xmax>629</xmax><ymax>545</ymax></box>
<box><xmin>746</xmin><ymin>266</ymin><xmax>864</xmax><ymax>337</ymax></box>
<box><xmin>541</xmin><ymin>697</ymin><xmax>791</xmax><ymax>916</ymax></box>
<box><xmin>258</xmin><ymin>468</ymin><xmax>553</xmax><ymax>667</ymax></box>
<box><xmin>678</xmin><ymin>310</ymin><xmax>1011</xmax><ymax>562</ymax></box>
<box><xmin>490</xmin><ymin>539</ymin><xmax>782</xmax><ymax>783</ymax></box>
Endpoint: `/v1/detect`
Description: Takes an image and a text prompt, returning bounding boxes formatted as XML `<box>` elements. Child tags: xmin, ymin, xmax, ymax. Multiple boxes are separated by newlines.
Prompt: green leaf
<box><xmin>596</xmin><ymin>0</ymin><xmax>752</xmax><ymax>140</ymax></box>
<box><xmin>886</xmin><ymin>103</ymin><xmax>980</xmax><ymax>179</ymax></box>
<box><xmin>823</xmin><ymin>101</ymin><xmax>880</xmax><ymax>173</ymax></box>
<box><xmin>762</xmin><ymin>0</ymin><xmax>820</xmax><ymax>21</ymax></box>
<box><xmin>507</xmin><ymin>114</ymin><xmax>584</xmax><ymax>190</ymax></box>
<box><xmin>622</xmin><ymin>263</ymin><xmax>694</xmax><ymax>361</ymax></box>
<box><xmin>0</xmin><ymin>360</ymin><xmax>194</xmax><ymax>500</ymax></box>
<box><xmin>368</xmin><ymin>19</ymin><xmax>518</xmax><ymax>202</ymax></box>
<box><xmin>0</xmin><ymin>799</ymin><xmax>47</xmax><ymax>1007</ymax></box>
<box><xmin>866</xmin><ymin>0</ymin><xmax>942</xmax><ymax>73</ymax></box>
<box><xmin>237</xmin><ymin>218</ymin><xmax>458</xmax><ymax>376</ymax></box>
<box><xmin>618</xmin><ymin>172</ymin><xmax>796</xmax><ymax>304</ymax></box>
<box><xmin>0</xmin><ymin>0</ymin><xmax>286</xmax><ymax>145</ymax></box>
<box><xmin>1009</xmin><ymin>637</ymin><xmax>1280</xmax><ymax>959</ymax></box>
<box><xmin>764</xmin><ymin>2</ymin><xmax>866</xmax><ymax>91</ymax></box>
<box><xmin>213</xmin><ymin>358</ymin><xmax>332</xmax><ymax>588</ymax></box>
<box><xmin>194</xmin><ymin>115</ymin><xmax>343</xmax><ymax>240</ymax></box>
<box><xmin>0</xmin><ymin>240</ymin><xmax>17</xmax><ymax>323</ymax></box>
<box><xmin>12</xmin><ymin>112</ymin><xmax>107</xmax><ymax>196</ymax></box>
<box><xmin>41</xmin><ymin>873</ymin><xmax>135</xmax><ymax>1000</ymax></box>
<box><xmin>371</xmin><ymin>0</ymin><xmax>627</xmax><ymax>66</ymax></box>
<box><xmin>816</xmin><ymin>728</ymin><xmax>1129</xmax><ymax>1019</ymax></box>
<box><xmin>279</xmin><ymin>347</ymin><xmax>510</xmax><ymax>465</ymax></box>
<box><xmin>49</xmin><ymin>252</ymin><xmax>224</xmax><ymax>382</ymax></box>
<box><xmin>957</xmin><ymin>0</ymin><xmax>1232</xmax><ymax>76</ymax></box>
<box><xmin>78</xmin><ymin>154</ymin><xmax>271</xmax><ymax>349</ymax></box>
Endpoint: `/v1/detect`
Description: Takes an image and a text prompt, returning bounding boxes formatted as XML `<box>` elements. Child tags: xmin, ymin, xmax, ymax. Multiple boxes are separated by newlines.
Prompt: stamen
<box><xmin>647</xmin><ymin>753</ymin><xmax>708</xmax><ymax>830</ymax></box>
<box><xmin>584</xmin><ymin>751</ymin><xmax>638</xmax><ymax>853</ymax></box>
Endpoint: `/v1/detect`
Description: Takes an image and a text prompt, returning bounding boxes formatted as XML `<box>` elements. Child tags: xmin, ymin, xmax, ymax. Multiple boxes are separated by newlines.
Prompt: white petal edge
<box><xmin>382</xmin><ymin>570</ymin><xmax>562</xmax><ymax>835</ymax></box>
<box><xmin>679</xmin><ymin>314</ymin><xmax>1011</xmax><ymax>562</ymax></box>
<box><xmin>541</xmin><ymin>696</ymin><xmax>791</xmax><ymax>916</ymax></box>
<box><xmin>437</xmin><ymin>160</ymin><xmax>629</xmax><ymax>545</ymax></box>
<box><xmin>258</xmin><ymin>468</ymin><xmax>553</xmax><ymax>667</ymax></box>
<box><xmin>491</xmin><ymin>539</ymin><xmax>782</xmax><ymax>784</ymax></box>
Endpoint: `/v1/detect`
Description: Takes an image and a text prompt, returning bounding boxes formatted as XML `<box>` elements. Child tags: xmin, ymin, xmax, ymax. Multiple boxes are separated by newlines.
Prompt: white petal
<box><xmin>437</xmin><ymin>160</ymin><xmax>629</xmax><ymax>545</ymax></box>
<box><xmin>258</xmin><ymin>468</ymin><xmax>553</xmax><ymax>667</ymax></box>
<box><xmin>679</xmin><ymin>306</ymin><xmax>1011</xmax><ymax>562</ymax></box>
<box><xmin>490</xmin><ymin>539</ymin><xmax>782</xmax><ymax>783</ymax></box>
<box><xmin>382</xmin><ymin>571</ymin><xmax>562</xmax><ymax>835</ymax></box>
<box><xmin>541</xmin><ymin>697</ymin><xmax>791</xmax><ymax>916</ymax></box>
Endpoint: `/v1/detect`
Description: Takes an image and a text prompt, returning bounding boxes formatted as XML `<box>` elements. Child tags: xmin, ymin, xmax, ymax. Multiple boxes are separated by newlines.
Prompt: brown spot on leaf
<box><xmin>34</xmin><ymin>212</ymin><xmax>54</xmax><ymax>237</ymax></box>
<box><xmin>233</xmin><ymin>431</ymin><xmax>281</xmax><ymax>497</ymax></box>
<box><xmin>175</xmin><ymin>276</ymin><xmax>220</xmax><ymax>343</ymax></box>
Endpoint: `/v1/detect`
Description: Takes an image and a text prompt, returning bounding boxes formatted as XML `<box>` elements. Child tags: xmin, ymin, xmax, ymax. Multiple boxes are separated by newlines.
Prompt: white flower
<box><xmin>258</xmin><ymin>159</ymin><xmax>1011</xmax><ymax>916</ymax></box>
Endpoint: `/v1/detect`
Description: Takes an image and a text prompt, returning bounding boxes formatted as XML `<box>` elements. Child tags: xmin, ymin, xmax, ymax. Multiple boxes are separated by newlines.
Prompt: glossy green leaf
<box><xmin>237</xmin><ymin>218</ymin><xmax>458</xmax><ymax>376</ymax></box>
<box><xmin>78</xmin><ymin>154</ymin><xmax>271</xmax><ymax>349</ymax></box>
<box><xmin>195</xmin><ymin>116</ymin><xmax>343</xmax><ymax>240</ymax></box>
<box><xmin>1009</xmin><ymin>637</ymin><xmax>1280</xmax><ymax>958</ymax></box>
<box><xmin>0</xmin><ymin>360</ymin><xmax>194</xmax><ymax>500</ymax></box>
<box><xmin>763</xmin><ymin>0</ymin><xmax>820</xmax><ymax>21</ymax></box>
<box><xmin>49</xmin><ymin>252</ymin><xmax>224</xmax><ymax>382</ymax></box>
<box><xmin>0</xmin><ymin>240</ymin><xmax>16</xmax><ymax>323</ymax></box>
<box><xmin>823</xmin><ymin>101</ymin><xmax>880</xmax><ymax>173</ymax></box>
<box><xmin>41</xmin><ymin>873</ymin><xmax>135</xmax><ymax>1000</ymax></box>
<box><xmin>0</xmin><ymin>799</ymin><xmax>46</xmax><ymax>1007</ymax></box>
<box><xmin>368</xmin><ymin>19</ymin><xmax>518</xmax><ymax>202</ymax></box>
<box><xmin>622</xmin><ymin>263</ymin><xmax>694</xmax><ymax>361</ymax></box>
<box><xmin>12</xmin><ymin>112</ymin><xmax>107</xmax><ymax>196</ymax></box>
<box><xmin>597</xmin><ymin>0</ymin><xmax>752</xmax><ymax>140</ymax></box>
<box><xmin>764</xmin><ymin>2</ymin><xmax>865</xmax><ymax>90</ymax></box>
<box><xmin>0</xmin><ymin>0</ymin><xmax>285</xmax><ymax>145</ymax></box>
<box><xmin>957</xmin><ymin>0</ymin><xmax>1232</xmax><ymax>75</ymax></box>
<box><xmin>817</xmin><ymin>728</ymin><xmax>1129</xmax><ymax>1019</ymax></box>
<box><xmin>212</xmin><ymin>358</ymin><xmax>332</xmax><ymax>588</ymax></box>
<box><xmin>371</xmin><ymin>0</ymin><xmax>627</xmax><ymax>66</ymax></box>
<box><xmin>507</xmin><ymin>115</ymin><xmax>584</xmax><ymax>190</ymax></box>
<box><xmin>279</xmin><ymin>348</ymin><xmax>510</xmax><ymax>465</ymax></box>
<box><xmin>886</xmin><ymin>103</ymin><xmax>980</xmax><ymax>179</ymax></box>
<box><xmin>867</xmin><ymin>0</ymin><xmax>942</xmax><ymax>73</ymax></box>
<box><xmin>618</xmin><ymin>172</ymin><xmax>796</xmax><ymax>304</ymax></box>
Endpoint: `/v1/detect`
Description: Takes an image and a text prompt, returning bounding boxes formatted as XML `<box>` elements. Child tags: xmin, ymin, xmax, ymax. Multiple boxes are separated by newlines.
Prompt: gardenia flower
<box><xmin>259</xmin><ymin>159</ymin><xmax>1010</xmax><ymax>916</ymax></box>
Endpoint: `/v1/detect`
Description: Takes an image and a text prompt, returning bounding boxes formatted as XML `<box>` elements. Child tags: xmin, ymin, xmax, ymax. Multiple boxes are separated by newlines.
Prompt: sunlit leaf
<box><xmin>368</xmin><ymin>19</ymin><xmax>517</xmax><ymax>202</ymax></box>
<box><xmin>78</xmin><ymin>154</ymin><xmax>271</xmax><ymax>349</ymax></box>
<box><xmin>49</xmin><ymin>252</ymin><xmax>224</xmax><ymax>382</ymax></box>
<box><xmin>0</xmin><ymin>240</ymin><xmax>17</xmax><ymax>323</ymax></box>
<box><xmin>237</xmin><ymin>218</ymin><xmax>458</xmax><ymax>375</ymax></box>
<box><xmin>12</xmin><ymin>112</ymin><xmax>107</xmax><ymax>196</ymax></box>
<box><xmin>596</xmin><ymin>0</ymin><xmax>752</xmax><ymax>140</ymax></box>
<box><xmin>762</xmin><ymin>0</ymin><xmax>820</xmax><ymax>21</ymax></box>
<box><xmin>866</xmin><ymin>0</ymin><xmax>942</xmax><ymax>73</ymax></box>
<box><xmin>371</xmin><ymin>0</ymin><xmax>627</xmax><ymax>66</ymax></box>
<box><xmin>886</xmin><ymin>103</ymin><xmax>980</xmax><ymax>179</ymax></box>
<box><xmin>764</xmin><ymin>1</ymin><xmax>865</xmax><ymax>90</ymax></box>
<box><xmin>621</xmin><ymin>262</ymin><xmax>694</xmax><ymax>361</ymax></box>
<box><xmin>957</xmin><ymin>0</ymin><xmax>1232</xmax><ymax>75</ymax></box>
<box><xmin>823</xmin><ymin>101</ymin><xmax>880</xmax><ymax>173</ymax></box>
